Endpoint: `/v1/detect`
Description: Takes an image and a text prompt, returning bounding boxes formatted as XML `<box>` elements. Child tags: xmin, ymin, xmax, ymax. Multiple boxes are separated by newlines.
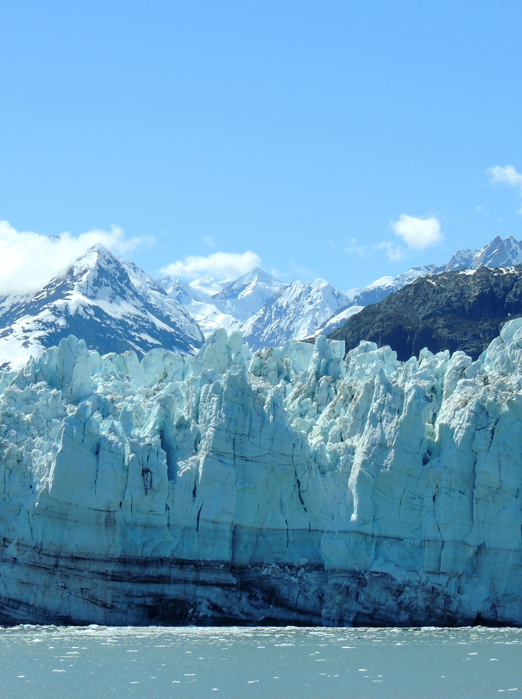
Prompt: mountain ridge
<box><xmin>163</xmin><ymin>234</ymin><xmax>522</xmax><ymax>348</ymax></box>
<box><xmin>2</xmin><ymin>234</ymin><xmax>522</xmax><ymax>368</ymax></box>
<box><xmin>330</xmin><ymin>264</ymin><xmax>522</xmax><ymax>360</ymax></box>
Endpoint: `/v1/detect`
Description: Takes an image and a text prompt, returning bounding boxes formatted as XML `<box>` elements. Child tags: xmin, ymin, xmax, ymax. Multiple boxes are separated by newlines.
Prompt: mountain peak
<box><xmin>212</xmin><ymin>267</ymin><xmax>286</xmax><ymax>305</ymax></box>
<box><xmin>71</xmin><ymin>244</ymin><xmax>121</xmax><ymax>279</ymax></box>
<box><xmin>472</xmin><ymin>234</ymin><xmax>522</xmax><ymax>269</ymax></box>
<box><xmin>242</xmin><ymin>276</ymin><xmax>349</xmax><ymax>350</ymax></box>
<box><xmin>213</xmin><ymin>266</ymin><xmax>283</xmax><ymax>297</ymax></box>
<box><xmin>77</xmin><ymin>243</ymin><xmax>114</xmax><ymax>264</ymax></box>
<box><xmin>0</xmin><ymin>245</ymin><xmax>203</xmax><ymax>369</ymax></box>
<box><xmin>241</xmin><ymin>266</ymin><xmax>281</xmax><ymax>284</ymax></box>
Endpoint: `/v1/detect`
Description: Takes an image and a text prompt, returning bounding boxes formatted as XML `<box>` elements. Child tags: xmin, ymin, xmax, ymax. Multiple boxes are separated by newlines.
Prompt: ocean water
<box><xmin>0</xmin><ymin>625</ymin><xmax>521</xmax><ymax>698</ymax></box>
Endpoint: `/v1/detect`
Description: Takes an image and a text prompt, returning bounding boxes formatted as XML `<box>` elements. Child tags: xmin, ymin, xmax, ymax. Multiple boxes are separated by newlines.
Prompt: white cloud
<box><xmin>201</xmin><ymin>235</ymin><xmax>215</xmax><ymax>247</ymax></box>
<box><xmin>0</xmin><ymin>220</ymin><xmax>152</xmax><ymax>296</ymax></box>
<box><xmin>488</xmin><ymin>164</ymin><xmax>522</xmax><ymax>187</ymax></box>
<box><xmin>391</xmin><ymin>214</ymin><xmax>442</xmax><ymax>250</ymax></box>
<box><xmin>488</xmin><ymin>165</ymin><xmax>522</xmax><ymax>213</ymax></box>
<box><xmin>345</xmin><ymin>237</ymin><xmax>370</xmax><ymax>257</ymax></box>
<box><xmin>160</xmin><ymin>251</ymin><xmax>261</xmax><ymax>281</ymax></box>
<box><xmin>345</xmin><ymin>237</ymin><xmax>408</xmax><ymax>262</ymax></box>
<box><xmin>375</xmin><ymin>240</ymin><xmax>405</xmax><ymax>261</ymax></box>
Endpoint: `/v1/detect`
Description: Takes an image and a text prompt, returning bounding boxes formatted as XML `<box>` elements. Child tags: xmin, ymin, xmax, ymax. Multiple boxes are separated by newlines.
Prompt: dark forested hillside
<box><xmin>329</xmin><ymin>266</ymin><xmax>522</xmax><ymax>360</ymax></box>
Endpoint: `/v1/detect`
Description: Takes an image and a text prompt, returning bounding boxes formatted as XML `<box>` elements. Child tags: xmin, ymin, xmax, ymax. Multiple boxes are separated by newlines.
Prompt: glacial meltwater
<box><xmin>1</xmin><ymin>626</ymin><xmax>521</xmax><ymax>698</ymax></box>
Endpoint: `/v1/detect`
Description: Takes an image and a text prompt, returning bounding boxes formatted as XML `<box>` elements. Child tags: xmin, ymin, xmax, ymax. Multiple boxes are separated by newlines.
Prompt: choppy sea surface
<box><xmin>1</xmin><ymin>625</ymin><xmax>521</xmax><ymax>698</ymax></box>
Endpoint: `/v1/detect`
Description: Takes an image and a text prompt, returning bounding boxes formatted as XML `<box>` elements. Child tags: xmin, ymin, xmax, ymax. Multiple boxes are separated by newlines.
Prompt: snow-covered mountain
<box><xmin>242</xmin><ymin>278</ymin><xmax>351</xmax><ymax>350</ymax></box>
<box><xmin>156</xmin><ymin>234</ymin><xmax>522</xmax><ymax>352</ymax></box>
<box><xmin>310</xmin><ymin>304</ymin><xmax>364</xmax><ymax>337</ymax></box>
<box><xmin>212</xmin><ymin>266</ymin><xmax>288</xmax><ymax>320</ymax></box>
<box><xmin>0</xmin><ymin>245</ymin><xmax>203</xmax><ymax>370</ymax></box>
<box><xmin>188</xmin><ymin>276</ymin><xmax>227</xmax><ymax>296</ymax></box>
<box><xmin>436</xmin><ymin>234</ymin><xmax>522</xmax><ymax>272</ymax></box>
<box><xmin>2</xmin><ymin>234</ymin><xmax>522</xmax><ymax>371</ymax></box>
<box><xmin>159</xmin><ymin>276</ymin><xmax>242</xmax><ymax>337</ymax></box>
<box><xmin>160</xmin><ymin>270</ymin><xmax>351</xmax><ymax>349</ymax></box>
<box><xmin>160</xmin><ymin>267</ymin><xmax>289</xmax><ymax>339</ymax></box>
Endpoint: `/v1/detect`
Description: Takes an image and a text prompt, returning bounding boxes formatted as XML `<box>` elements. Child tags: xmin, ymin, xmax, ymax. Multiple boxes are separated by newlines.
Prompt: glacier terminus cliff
<box><xmin>1</xmin><ymin>324</ymin><xmax>522</xmax><ymax>626</ymax></box>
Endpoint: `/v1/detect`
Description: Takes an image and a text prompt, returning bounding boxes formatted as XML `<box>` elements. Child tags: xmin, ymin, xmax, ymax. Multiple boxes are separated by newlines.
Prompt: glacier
<box><xmin>1</xmin><ymin>323</ymin><xmax>522</xmax><ymax>626</ymax></box>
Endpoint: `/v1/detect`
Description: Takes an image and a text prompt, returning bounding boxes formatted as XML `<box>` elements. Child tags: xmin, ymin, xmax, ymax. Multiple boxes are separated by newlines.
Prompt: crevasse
<box><xmin>1</xmin><ymin>323</ymin><xmax>522</xmax><ymax>626</ymax></box>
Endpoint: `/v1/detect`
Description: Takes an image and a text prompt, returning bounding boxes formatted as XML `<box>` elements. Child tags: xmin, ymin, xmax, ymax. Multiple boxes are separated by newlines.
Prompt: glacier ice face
<box><xmin>2</xmin><ymin>325</ymin><xmax>522</xmax><ymax>626</ymax></box>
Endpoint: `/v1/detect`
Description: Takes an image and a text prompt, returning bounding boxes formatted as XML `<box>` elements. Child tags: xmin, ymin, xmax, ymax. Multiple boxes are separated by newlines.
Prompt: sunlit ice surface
<box><xmin>1</xmin><ymin>625</ymin><xmax>522</xmax><ymax>698</ymax></box>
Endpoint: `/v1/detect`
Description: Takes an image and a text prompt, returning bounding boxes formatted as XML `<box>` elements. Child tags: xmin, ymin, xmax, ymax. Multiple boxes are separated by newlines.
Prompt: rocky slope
<box><xmin>2</xmin><ymin>324</ymin><xmax>522</xmax><ymax>626</ymax></box>
<box><xmin>0</xmin><ymin>246</ymin><xmax>204</xmax><ymax>370</ymax></box>
<box><xmin>330</xmin><ymin>265</ymin><xmax>522</xmax><ymax>361</ymax></box>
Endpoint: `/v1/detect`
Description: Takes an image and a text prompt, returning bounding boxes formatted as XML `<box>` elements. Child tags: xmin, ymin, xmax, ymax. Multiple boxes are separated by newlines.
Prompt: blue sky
<box><xmin>1</xmin><ymin>1</ymin><xmax>522</xmax><ymax>292</ymax></box>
